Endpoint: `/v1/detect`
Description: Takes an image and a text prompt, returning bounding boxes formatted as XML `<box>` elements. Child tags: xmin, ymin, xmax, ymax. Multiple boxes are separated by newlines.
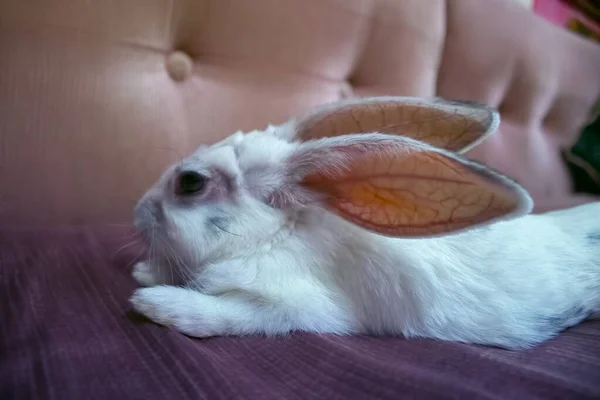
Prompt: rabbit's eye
<box><xmin>175</xmin><ymin>171</ymin><xmax>207</xmax><ymax>196</ymax></box>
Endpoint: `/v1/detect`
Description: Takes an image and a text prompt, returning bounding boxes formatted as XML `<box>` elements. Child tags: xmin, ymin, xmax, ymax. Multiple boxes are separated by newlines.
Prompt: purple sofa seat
<box><xmin>1</xmin><ymin>226</ymin><xmax>599</xmax><ymax>400</ymax></box>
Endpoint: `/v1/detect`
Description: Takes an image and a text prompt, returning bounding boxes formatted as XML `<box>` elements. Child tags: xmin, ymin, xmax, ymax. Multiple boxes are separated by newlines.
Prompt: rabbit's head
<box><xmin>134</xmin><ymin>97</ymin><xmax>532</xmax><ymax>266</ymax></box>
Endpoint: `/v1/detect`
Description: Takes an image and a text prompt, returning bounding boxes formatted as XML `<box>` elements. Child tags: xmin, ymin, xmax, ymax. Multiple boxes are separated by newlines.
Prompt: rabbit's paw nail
<box><xmin>132</xmin><ymin>261</ymin><xmax>159</xmax><ymax>287</ymax></box>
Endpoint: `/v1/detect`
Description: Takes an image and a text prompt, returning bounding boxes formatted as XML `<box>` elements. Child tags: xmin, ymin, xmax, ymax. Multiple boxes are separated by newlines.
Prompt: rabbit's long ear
<box><xmin>286</xmin><ymin>134</ymin><xmax>532</xmax><ymax>238</ymax></box>
<box><xmin>284</xmin><ymin>97</ymin><xmax>499</xmax><ymax>153</ymax></box>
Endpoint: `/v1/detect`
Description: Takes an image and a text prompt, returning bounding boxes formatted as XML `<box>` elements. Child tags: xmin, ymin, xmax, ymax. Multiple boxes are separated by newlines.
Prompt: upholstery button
<box><xmin>166</xmin><ymin>51</ymin><xmax>193</xmax><ymax>82</ymax></box>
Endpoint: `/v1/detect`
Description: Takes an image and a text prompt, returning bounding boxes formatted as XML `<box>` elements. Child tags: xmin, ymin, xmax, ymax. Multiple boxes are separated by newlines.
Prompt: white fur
<box><xmin>130</xmin><ymin>108</ymin><xmax>600</xmax><ymax>350</ymax></box>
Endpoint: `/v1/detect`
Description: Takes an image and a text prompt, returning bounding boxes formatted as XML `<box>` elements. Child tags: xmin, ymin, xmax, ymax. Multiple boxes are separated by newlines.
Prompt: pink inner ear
<box><xmin>294</xmin><ymin>135</ymin><xmax>530</xmax><ymax>237</ymax></box>
<box><xmin>293</xmin><ymin>98</ymin><xmax>498</xmax><ymax>152</ymax></box>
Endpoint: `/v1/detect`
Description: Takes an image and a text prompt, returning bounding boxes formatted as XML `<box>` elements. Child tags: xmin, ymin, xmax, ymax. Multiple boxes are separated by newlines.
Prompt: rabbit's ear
<box><xmin>288</xmin><ymin>134</ymin><xmax>532</xmax><ymax>237</ymax></box>
<box><xmin>287</xmin><ymin>97</ymin><xmax>499</xmax><ymax>153</ymax></box>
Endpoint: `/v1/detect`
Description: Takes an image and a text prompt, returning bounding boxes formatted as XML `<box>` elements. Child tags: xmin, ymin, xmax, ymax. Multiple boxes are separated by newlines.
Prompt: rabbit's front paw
<box><xmin>130</xmin><ymin>286</ymin><xmax>218</xmax><ymax>337</ymax></box>
<box><xmin>132</xmin><ymin>261</ymin><xmax>161</xmax><ymax>287</ymax></box>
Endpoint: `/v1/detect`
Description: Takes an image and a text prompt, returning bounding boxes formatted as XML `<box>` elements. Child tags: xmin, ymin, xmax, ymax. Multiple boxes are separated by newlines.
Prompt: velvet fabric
<box><xmin>1</xmin><ymin>227</ymin><xmax>599</xmax><ymax>400</ymax></box>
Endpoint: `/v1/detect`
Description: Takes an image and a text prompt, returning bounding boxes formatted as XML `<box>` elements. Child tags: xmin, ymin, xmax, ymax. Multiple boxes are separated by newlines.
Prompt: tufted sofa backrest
<box><xmin>0</xmin><ymin>0</ymin><xmax>599</xmax><ymax>226</ymax></box>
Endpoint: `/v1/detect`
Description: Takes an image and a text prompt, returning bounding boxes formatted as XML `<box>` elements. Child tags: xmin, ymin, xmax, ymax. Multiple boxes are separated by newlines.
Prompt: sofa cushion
<box><xmin>1</xmin><ymin>0</ymin><xmax>599</xmax><ymax>226</ymax></box>
<box><xmin>1</xmin><ymin>226</ymin><xmax>599</xmax><ymax>400</ymax></box>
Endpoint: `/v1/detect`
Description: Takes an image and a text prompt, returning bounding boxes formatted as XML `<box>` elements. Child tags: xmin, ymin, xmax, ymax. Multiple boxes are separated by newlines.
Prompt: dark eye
<box><xmin>174</xmin><ymin>170</ymin><xmax>207</xmax><ymax>196</ymax></box>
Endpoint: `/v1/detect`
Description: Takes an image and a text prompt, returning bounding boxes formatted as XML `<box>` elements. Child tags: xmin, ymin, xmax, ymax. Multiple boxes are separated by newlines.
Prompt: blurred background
<box><xmin>0</xmin><ymin>0</ymin><xmax>599</xmax><ymax>227</ymax></box>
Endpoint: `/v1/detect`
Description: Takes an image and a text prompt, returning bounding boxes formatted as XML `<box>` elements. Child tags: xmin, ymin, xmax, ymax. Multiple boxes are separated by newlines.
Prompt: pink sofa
<box><xmin>1</xmin><ymin>1</ymin><xmax>600</xmax><ymax>399</ymax></box>
<box><xmin>0</xmin><ymin>0</ymin><xmax>599</xmax><ymax>226</ymax></box>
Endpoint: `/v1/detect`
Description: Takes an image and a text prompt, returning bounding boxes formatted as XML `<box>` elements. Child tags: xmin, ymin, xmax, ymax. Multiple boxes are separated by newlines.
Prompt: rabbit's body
<box><xmin>130</xmin><ymin>97</ymin><xmax>599</xmax><ymax>349</ymax></box>
<box><xmin>162</xmin><ymin>201</ymin><xmax>597</xmax><ymax>349</ymax></box>
<box><xmin>318</xmin><ymin>202</ymin><xmax>599</xmax><ymax>348</ymax></box>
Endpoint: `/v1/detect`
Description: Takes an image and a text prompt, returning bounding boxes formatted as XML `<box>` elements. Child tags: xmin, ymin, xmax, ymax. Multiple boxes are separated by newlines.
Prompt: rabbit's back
<box><xmin>546</xmin><ymin>202</ymin><xmax>600</xmax><ymax>244</ymax></box>
<box><xmin>545</xmin><ymin>202</ymin><xmax>600</xmax><ymax>310</ymax></box>
<box><xmin>311</xmin><ymin>205</ymin><xmax>600</xmax><ymax>348</ymax></box>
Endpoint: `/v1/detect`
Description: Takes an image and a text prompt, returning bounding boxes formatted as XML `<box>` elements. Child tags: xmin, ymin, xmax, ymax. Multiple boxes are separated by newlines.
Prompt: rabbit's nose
<box><xmin>133</xmin><ymin>196</ymin><xmax>164</xmax><ymax>231</ymax></box>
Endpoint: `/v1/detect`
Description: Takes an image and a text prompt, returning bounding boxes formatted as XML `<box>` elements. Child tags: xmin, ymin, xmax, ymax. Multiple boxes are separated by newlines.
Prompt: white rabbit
<box><xmin>130</xmin><ymin>96</ymin><xmax>600</xmax><ymax>349</ymax></box>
